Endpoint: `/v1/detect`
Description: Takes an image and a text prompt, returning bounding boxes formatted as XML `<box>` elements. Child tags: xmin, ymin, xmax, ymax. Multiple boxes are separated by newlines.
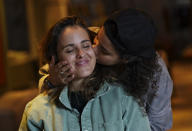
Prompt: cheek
<box><xmin>92</xmin><ymin>54</ymin><xmax>96</xmax><ymax>67</ymax></box>
<box><xmin>62</xmin><ymin>56</ymin><xmax>76</xmax><ymax>72</ymax></box>
<box><xmin>88</xmin><ymin>50</ymin><xmax>96</xmax><ymax>66</ymax></box>
<box><xmin>58</xmin><ymin>53</ymin><xmax>75</xmax><ymax>64</ymax></box>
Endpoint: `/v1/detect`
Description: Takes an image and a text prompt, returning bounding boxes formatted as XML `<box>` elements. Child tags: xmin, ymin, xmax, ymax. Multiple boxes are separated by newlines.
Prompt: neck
<box><xmin>69</xmin><ymin>78</ymin><xmax>85</xmax><ymax>92</ymax></box>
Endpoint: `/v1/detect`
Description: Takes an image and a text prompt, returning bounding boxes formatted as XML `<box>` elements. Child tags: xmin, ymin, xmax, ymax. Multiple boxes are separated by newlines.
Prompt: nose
<box><xmin>77</xmin><ymin>48</ymin><xmax>85</xmax><ymax>58</ymax></box>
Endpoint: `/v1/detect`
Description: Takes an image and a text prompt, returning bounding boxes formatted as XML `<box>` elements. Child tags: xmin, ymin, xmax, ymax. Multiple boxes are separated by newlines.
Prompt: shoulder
<box><xmin>109</xmin><ymin>83</ymin><xmax>148</xmax><ymax>123</ymax></box>
<box><xmin>26</xmin><ymin>93</ymin><xmax>49</xmax><ymax>108</ymax></box>
<box><xmin>155</xmin><ymin>53</ymin><xmax>173</xmax><ymax>95</ymax></box>
<box><xmin>156</xmin><ymin>53</ymin><xmax>171</xmax><ymax>79</ymax></box>
<box><xmin>19</xmin><ymin>94</ymin><xmax>51</xmax><ymax>130</ymax></box>
<box><xmin>100</xmin><ymin>82</ymin><xmax>143</xmax><ymax>113</ymax></box>
<box><xmin>104</xmin><ymin>82</ymin><xmax>138</xmax><ymax>106</ymax></box>
<box><xmin>144</xmin><ymin>53</ymin><xmax>173</xmax><ymax>107</ymax></box>
<box><xmin>24</xmin><ymin>94</ymin><xmax>50</xmax><ymax>120</ymax></box>
<box><xmin>104</xmin><ymin>82</ymin><xmax>127</xmax><ymax>97</ymax></box>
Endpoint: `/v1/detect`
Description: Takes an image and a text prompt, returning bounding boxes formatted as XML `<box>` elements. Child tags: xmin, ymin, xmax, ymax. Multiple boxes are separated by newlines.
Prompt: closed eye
<box><xmin>83</xmin><ymin>44</ymin><xmax>91</xmax><ymax>48</ymax></box>
<box><xmin>64</xmin><ymin>46</ymin><xmax>75</xmax><ymax>53</ymax></box>
<box><xmin>65</xmin><ymin>48</ymin><xmax>74</xmax><ymax>53</ymax></box>
<box><xmin>82</xmin><ymin>41</ymin><xmax>92</xmax><ymax>49</ymax></box>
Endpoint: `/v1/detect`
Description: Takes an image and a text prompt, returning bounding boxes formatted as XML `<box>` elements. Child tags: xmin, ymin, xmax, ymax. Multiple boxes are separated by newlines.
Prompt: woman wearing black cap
<box><xmin>39</xmin><ymin>8</ymin><xmax>173</xmax><ymax>131</ymax></box>
<box><xmin>94</xmin><ymin>8</ymin><xmax>173</xmax><ymax>131</ymax></box>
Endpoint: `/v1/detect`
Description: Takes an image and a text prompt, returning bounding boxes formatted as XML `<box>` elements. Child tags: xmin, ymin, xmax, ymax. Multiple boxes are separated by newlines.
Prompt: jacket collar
<box><xmin>59</xmin><ymin>82</ymin><xmax>111</xmax><ymax>110</ymax></box>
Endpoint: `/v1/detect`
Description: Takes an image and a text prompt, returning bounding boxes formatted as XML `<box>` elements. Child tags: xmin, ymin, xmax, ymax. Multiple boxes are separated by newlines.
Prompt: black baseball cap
<box><xmin>104</xmin><ymin>8</ymin><xmax>157</xmax><ymax>58</ymax></box>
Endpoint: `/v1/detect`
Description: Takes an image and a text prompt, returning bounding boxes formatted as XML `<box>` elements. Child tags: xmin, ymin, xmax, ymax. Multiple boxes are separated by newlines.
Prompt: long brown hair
<box><xmin>39</xmin><ymin>16</ymin><xmax>105</xmax><ymax>101</ymax></box>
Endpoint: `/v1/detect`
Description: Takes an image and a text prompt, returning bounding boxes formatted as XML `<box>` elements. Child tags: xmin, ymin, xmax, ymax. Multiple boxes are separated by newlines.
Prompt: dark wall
<box><xmin>4</xmin><ymin>0</ymin><xmax>29</xmax><ymax>51</ymax></box>
<box><xmin>0</xmin><ymin>26</ymin><xmax>6</xmax><ymax>87</ymax></box>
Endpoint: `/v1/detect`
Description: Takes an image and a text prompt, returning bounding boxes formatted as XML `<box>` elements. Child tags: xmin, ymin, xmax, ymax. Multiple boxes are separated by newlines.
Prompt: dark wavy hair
<box><xmin>118</xmin><ymin>55</ymin><xmax>161</xmax><ymax>107</ymax></box>
<box><xmin>99</xmin><ymin>53</ymin><xmax>161</xmax><ymax>109</ymax></box>
<box><xmin>39</xmin><ymin>16</ymin><xmax>104</xmax><ymax>101</ymax></box>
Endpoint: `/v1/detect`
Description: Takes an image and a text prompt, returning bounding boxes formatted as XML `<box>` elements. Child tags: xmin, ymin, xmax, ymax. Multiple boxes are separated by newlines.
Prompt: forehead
<box><xmin>97</xmin><ymin>27</ymin><xmax>115</xmax><ymax>50</ymax></box>
<box><xmin>59</xmin><ymin>26</ymin><xmax>89</xmax><ymax>43</ymax></box>
<box><xmin>61</xmin><ymin>26</ymin><xmax>88</xmax><ymax>37</ymax></box>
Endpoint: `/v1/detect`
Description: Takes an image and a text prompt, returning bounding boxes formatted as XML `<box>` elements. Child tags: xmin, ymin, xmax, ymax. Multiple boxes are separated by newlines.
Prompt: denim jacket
<box><xmin>19</xmin><ymin>82</ymin><xmax>151</xmax><ymax>131</ymax></box>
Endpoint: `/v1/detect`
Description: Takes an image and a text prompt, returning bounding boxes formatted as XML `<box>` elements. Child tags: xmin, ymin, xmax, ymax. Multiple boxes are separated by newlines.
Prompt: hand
<box><xmin>48</xmin><ymin>56</ymin><xmax>74</xmax><ymax>86</ymax></box>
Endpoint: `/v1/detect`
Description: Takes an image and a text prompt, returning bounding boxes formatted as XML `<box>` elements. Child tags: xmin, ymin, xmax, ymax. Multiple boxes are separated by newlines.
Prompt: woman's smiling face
<box><xmin>57</xmin><ymin>26</ymin><xmax>96</xmax><ymax>80</ymax></box>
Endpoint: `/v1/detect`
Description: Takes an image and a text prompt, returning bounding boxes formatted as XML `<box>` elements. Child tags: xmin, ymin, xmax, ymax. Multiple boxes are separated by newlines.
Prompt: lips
<box><xmin>76</xmin><ymin>59</ymin><xmax>89</xmax><ymax>66</ymax></box>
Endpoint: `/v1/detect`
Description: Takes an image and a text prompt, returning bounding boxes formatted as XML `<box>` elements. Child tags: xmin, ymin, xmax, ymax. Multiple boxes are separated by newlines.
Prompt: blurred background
<box><xmin>0</xmin><ymin>0</ymin><xmax>192</xmax><ymax>130</ymax></box>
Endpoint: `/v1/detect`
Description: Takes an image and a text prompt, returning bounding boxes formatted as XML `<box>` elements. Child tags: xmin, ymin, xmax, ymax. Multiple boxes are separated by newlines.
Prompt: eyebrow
<box><xmin>62</xmin><ymin>40</ymin><xmax>91</xmax><ymax>49</ymax></box>
<box><xmin>62</xmin><ymin>44</ymin><xmax>74</xmax><ymax>49</ymax></box>
<box><xmin>81</xmin><ymin>40</ymin><xmax>91</xmax><ymax>44</ymax></box>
